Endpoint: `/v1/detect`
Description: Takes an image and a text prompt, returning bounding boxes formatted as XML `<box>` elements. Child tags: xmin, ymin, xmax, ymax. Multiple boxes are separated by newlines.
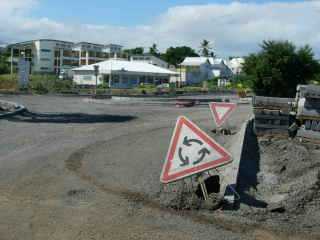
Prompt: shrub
<box><xmin>53</xmin><ymin>80</ymin><xmax>73</xmax><ymax>92</ymax></box>
<box><xmin>29</xmin><ymin>78</ymin><xmax>49</xmax><ymax>94</ymax></box>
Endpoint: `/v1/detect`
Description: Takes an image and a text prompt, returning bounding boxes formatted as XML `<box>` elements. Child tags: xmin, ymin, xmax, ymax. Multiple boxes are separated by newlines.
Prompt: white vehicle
<box><xmin>58</xmin><ymin>69</ymin><xmax>66</xmax><ymax>80</ymax></box>
<box><xmin>294</xmin><ymin>84</ymin><xmax>320</xmax><ymax>132</ymax></box>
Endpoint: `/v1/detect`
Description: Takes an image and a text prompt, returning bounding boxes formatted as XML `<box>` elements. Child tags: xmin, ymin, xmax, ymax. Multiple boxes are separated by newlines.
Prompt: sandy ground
<box><xmin>0</xmin><ymin>95</ymin><xmax>319</xmax><ymax>240</ymax></box>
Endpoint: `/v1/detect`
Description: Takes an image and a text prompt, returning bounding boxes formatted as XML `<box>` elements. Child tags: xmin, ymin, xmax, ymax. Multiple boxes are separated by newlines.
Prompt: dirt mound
<box><xmin>249</xmin><ymin>136</ymin><xmax>320</xmax><ymax>231</ymax></box>
<box><xmin>259</xmin><ymin>138</ymin><xmax>316</xmax><ymax>181</ymax></box>
<box><xmin>284</xmin><ymin>171</ymin><xmax>320</xmax><ymax>214</ymax></box>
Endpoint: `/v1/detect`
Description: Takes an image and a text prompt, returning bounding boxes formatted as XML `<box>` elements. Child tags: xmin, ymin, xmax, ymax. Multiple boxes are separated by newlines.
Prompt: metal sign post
<box><xmin>197</xmin><ymin>174</ymin><xmax>209</xmax><ymax>201</ymax></box>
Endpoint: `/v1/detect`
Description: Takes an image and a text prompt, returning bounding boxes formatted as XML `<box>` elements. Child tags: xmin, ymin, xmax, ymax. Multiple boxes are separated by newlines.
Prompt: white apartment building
<box><xmin>130</xmin><ymin>54</ymin><xmax>169</xmax><ymax>69</ymax></box>
<box><xmin>7</xmin><ymin>39</ymin><xmax>123</xmax><ymax>74</ymax></box>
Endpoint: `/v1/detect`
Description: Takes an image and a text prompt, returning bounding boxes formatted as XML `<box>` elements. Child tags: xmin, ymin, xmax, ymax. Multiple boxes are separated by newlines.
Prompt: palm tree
<box><xmin>149</xmin><ymin>43</ymin><xmax>159</xmax><ymax>56</ymax></box>
<box><xmin>200</xmin><ymin>40</ymin><xmax>213</xmax><ymax>57</ymax></box>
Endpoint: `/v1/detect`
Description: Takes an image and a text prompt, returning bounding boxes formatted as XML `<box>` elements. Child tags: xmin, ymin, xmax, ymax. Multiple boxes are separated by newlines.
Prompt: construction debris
<box><xmin>252</xmin><ymin>96</ymin><xmax>293</xmax><ymax>133</ymax></box>
<box><xmin>294</xmin><ymin>85</ymin><xmax>320</xmax><ymax>139</ymax></box>
<box><xmin>253</xmin><ymin>85</ymin><xmax>320</xmax><ymax>141</ymax></box>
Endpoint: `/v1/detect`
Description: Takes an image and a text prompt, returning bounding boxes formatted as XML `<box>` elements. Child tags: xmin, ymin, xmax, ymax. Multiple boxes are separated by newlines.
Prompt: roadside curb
<box><xmin>0</xmin><ymin>100</ymin><xmax>26</xmax><ymax>118</ymax></box>
<box><xmin>84</xmin><ymin>96</ymin><xmax>247</xmax><ymax>106</ymax></box>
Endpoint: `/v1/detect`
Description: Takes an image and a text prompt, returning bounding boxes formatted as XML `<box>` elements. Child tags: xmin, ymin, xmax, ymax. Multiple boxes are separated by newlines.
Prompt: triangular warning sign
<box><xmin>160</xmin><ymin>116</ymin><xmax>232</xmax><ymax>184</ymax></box>
<box><xmin>209</xmin><ymin>102</ymin><xmax>237</xmax><ymax>127</ymax></box>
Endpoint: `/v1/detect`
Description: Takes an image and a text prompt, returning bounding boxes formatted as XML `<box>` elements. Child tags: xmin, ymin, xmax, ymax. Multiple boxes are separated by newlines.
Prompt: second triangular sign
<box><xmin>209</xmin><ymin>102</ymin><xmax>237</xmax><ymax>127</ymax></box>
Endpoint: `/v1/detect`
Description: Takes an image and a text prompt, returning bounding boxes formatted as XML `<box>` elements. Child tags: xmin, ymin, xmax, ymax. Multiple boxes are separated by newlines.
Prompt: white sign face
<box><xmin>160</xmin><ymin>116</ymin><xmax>232</xmax><ymax>183</ymax></box>
<box><xmin>209</xmin><ymin>102</ymin><xmax>237</xmax><ymax>127</ymax></box>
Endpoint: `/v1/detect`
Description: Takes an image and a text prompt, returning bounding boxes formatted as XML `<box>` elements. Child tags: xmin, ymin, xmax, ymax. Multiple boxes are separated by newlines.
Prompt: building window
<box><xmin>131</xmin><ymin>79</ymin><xmax>138</xmax><ymax>85</ymax></box>
<box><xmin>103</xmin><ymin>75</ymin><xmax>109</xmax><ymax>82</ymax></box>
<box><xmin>82</xmin><ymin>75</ymin><xmax>92</xmax><ymax>81</ymax></box>
<box><xmin>63</xmin><ymin>50</ymin><xmax>73</xmax><ymax>57</ymax></box>
<box><xmin>122</xmin><ymin>75</ymin><xmax>129</xmax><ymax>84</ymax></box>
<box><xmin>89</xmin><ymin>51</ymin><xmax>96</xmax><ymax>58</ymax></box>
<box><xmin>54</xmin><ymin>59</ymin><xmax>60</xmax><ymax>66</ymax></box>
<box><xmin>112</xmin><ymin>75</ymin><xmax>120</xmax><ymax>84</ymax></box>
<box><xmin>54</xmin><ymin>51</ymin><xmax>60</xmax><ymax>58</ymax></box>
<box><xmin>63</xmin><ymin>59</ymin><xmax>79</xmax><ymax>66</ymax></box>
<box><xmin>140</xmin><ymin>76</ymin><xmax>146</xmax><ymax>84</ymax></box>
<box><xmin>147</xmin><ymin>76</ymin><xmax>153</xmax><ymax>84</ymax></box>
<box><xmin>40</xmin><ymin>58</ymin><xmax>51</xmax><ymax>61</ymax></box>
<box><xmin>81</xmin><ymin>52</ymin><xmax>86</xmax><ymax>57</ymax></box>
<box><xmin>41</xmin><ymin>49</ymin><xmax>51</xmax><ymax>53</ymax></box>
<box><xmin>40</xmin><ymin>67</ymin><xmax>49</xmax><ymax>70</ymax></box>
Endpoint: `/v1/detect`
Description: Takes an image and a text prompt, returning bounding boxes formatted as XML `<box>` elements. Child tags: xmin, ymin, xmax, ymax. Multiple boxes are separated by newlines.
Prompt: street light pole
<box><xmin>109</xmin><ymin>60</ymin><xmax>113</xmax><ymax>96</ymax></box>
<box><xmin>94</xmin><ymin>65</ymin><xmax>99</xmax><ymax>98</ymax></box>
<box><xmin>179</xmin><ymin>64</ymin><xmax>182</xmax><ymax>88</ymax></box>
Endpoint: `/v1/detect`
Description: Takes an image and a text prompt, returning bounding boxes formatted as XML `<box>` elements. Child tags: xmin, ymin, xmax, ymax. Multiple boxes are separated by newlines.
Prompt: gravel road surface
<box><xmin>0</xmin><ymin>95</ymin><xmax>318</xmax><ymax>240</ymax></box>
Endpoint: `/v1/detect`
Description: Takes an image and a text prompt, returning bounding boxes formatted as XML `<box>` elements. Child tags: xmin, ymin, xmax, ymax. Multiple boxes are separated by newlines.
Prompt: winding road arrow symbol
<box><xmin>178</xmin><ymin>147</ymin><xmax>189</xmax><ymax>166</ymax></box>
<box><xmin>178</xmin><ymin>136</ymin><xmax>210</xmax><ymax>166</ymax></box>
<box><xmin>179</xmin><ymin>136</ymin><xmax>204</xmax><ymax>166</ymax></box>
<box><xmin>193</xmin><ymin>148</ymin><xmax>211</xmax><ymax>165</ymax></box>
<box><xmin>183</xmin><ymin>136</ymin><xmax>203</xmax><ymax>147</ymax></box>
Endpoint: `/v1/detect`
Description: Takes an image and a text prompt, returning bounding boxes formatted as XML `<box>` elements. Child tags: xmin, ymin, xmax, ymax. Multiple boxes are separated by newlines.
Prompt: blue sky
<box><xmin>31</xmin><ymin>0</ymin><xmax>305</xmax><ymax>26</ymax></box>
<box><xmin>0</xmin><ymin>0</ymin><xmax>318</xmax><ymax>57</ymax></box>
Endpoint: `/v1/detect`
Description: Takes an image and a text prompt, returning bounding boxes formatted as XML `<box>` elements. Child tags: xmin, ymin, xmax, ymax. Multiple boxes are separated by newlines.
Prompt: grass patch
<box><xmin>0</xmin><ymin>74</ymin><xmax>74</xmax><ymax>94</ymax></box>
<box><xmin>0</xmin><ymin>74</ymin><xmax>18</xmax><ymax>90</ymax></box>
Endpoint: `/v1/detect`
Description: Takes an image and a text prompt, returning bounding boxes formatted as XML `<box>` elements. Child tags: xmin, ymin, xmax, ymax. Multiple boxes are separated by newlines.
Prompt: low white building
<box><xmin>178</xmin><ymin>57</ymin><xmax>212</xmax><ymax>85</ymax></box>
<box><xmin>72</xmin><ymin>59</ymin><xmax>178</xmax><ymax>88</ymax></box>
<box><xmin>173</xmin><ymin>57</ymin><xmax>233</xmax><ymax>86</ymax></box>
<box><xmin>130</xmin><ymin>54</ymin><xmax>169</xmax><ymax>69</ymax></box>
<box><xmin>211</xmin><ymin>58</ymin><xmax>233</xmax><ymax>80</ymax></box>
<box><xmin>227</xmin><ymin>57</ymin><xmax>245</xmax><ymax>75</ymax></box>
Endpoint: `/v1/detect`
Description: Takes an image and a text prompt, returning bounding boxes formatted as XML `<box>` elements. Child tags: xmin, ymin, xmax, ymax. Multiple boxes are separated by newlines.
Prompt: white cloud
<box><xmin>0</xmin><ymin>0</ymin><xmax>37</xmax><ymax>14</ymax></box>
<box><xmin>0</xmin><ymin>1</ymin><xmax>319</xmax><ymax>57</ymax></box>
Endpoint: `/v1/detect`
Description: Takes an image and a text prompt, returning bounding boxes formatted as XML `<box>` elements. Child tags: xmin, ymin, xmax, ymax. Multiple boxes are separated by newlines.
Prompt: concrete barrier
<box><xmin>217</xmin><ymin>119</ymin><xmax>250</xmax><ymax>203</ymax></box>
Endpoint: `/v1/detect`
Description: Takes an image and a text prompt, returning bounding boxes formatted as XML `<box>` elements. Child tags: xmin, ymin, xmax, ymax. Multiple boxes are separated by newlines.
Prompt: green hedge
<box><xmin>0</xmin><ymin>74</ymin><xmax>74</xmax><ymax>94</ymax></box>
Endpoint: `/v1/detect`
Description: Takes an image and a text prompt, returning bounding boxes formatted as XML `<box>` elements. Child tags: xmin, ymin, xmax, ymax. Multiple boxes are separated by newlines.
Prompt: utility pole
<box><xmin>109</xmin><ymin>61</ymin><xmax>112</xmax><ymax>96</ymax></box>
<box><xmin>179</xmin><ymin>64</ymin><xmax>182</xmax><ymax>88</ymax></box>
<box><xmin>94</xmin><ymin>65</ymin><xmax>99</xmax><ymax>98</ymax></box>
<box><xmin>10</xmin><ymin>47</ymin><xmax>13</xmax><ymax>77</ymax></box>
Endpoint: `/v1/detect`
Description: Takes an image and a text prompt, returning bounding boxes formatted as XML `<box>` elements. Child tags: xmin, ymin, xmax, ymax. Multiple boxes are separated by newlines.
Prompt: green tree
<box><xmin>123</xmin><ymin>47</ymin><xmax>144</xmax><ymax>56</ymax></box>
<box><xmin>149</xmin><ymin>43</ymin><xmax>159</xmax><ymax>56</ymax></box>
<box><xmin>200</xmin><ymin>40</ymin><xmax>213</xmax><ymax>57</ymax></box>
<box><xmin>243</xmin><ymin>40</ymin><xmax>320</xmax><ymax>97</ymax></box>
<box><xmin>0</xmin><ymin>49</ymin><xmax>9</xmax><ymax>74</ymax></box>
<box><xmin>161</xmin><ymin>46</ymin><xmax>199</xmax><ymax>66</ymax></box>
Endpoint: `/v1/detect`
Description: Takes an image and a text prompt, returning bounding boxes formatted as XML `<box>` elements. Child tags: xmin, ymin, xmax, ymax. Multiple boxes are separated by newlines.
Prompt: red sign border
<box><xmin>209</xmin><ymin>102</ymin><xmax>237</xmax><ymax>127</ymax></box>
<box><xmin>160</xmin><ymin>116</ymin><xmax>232</xmax><ymax>183</ymax></box>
